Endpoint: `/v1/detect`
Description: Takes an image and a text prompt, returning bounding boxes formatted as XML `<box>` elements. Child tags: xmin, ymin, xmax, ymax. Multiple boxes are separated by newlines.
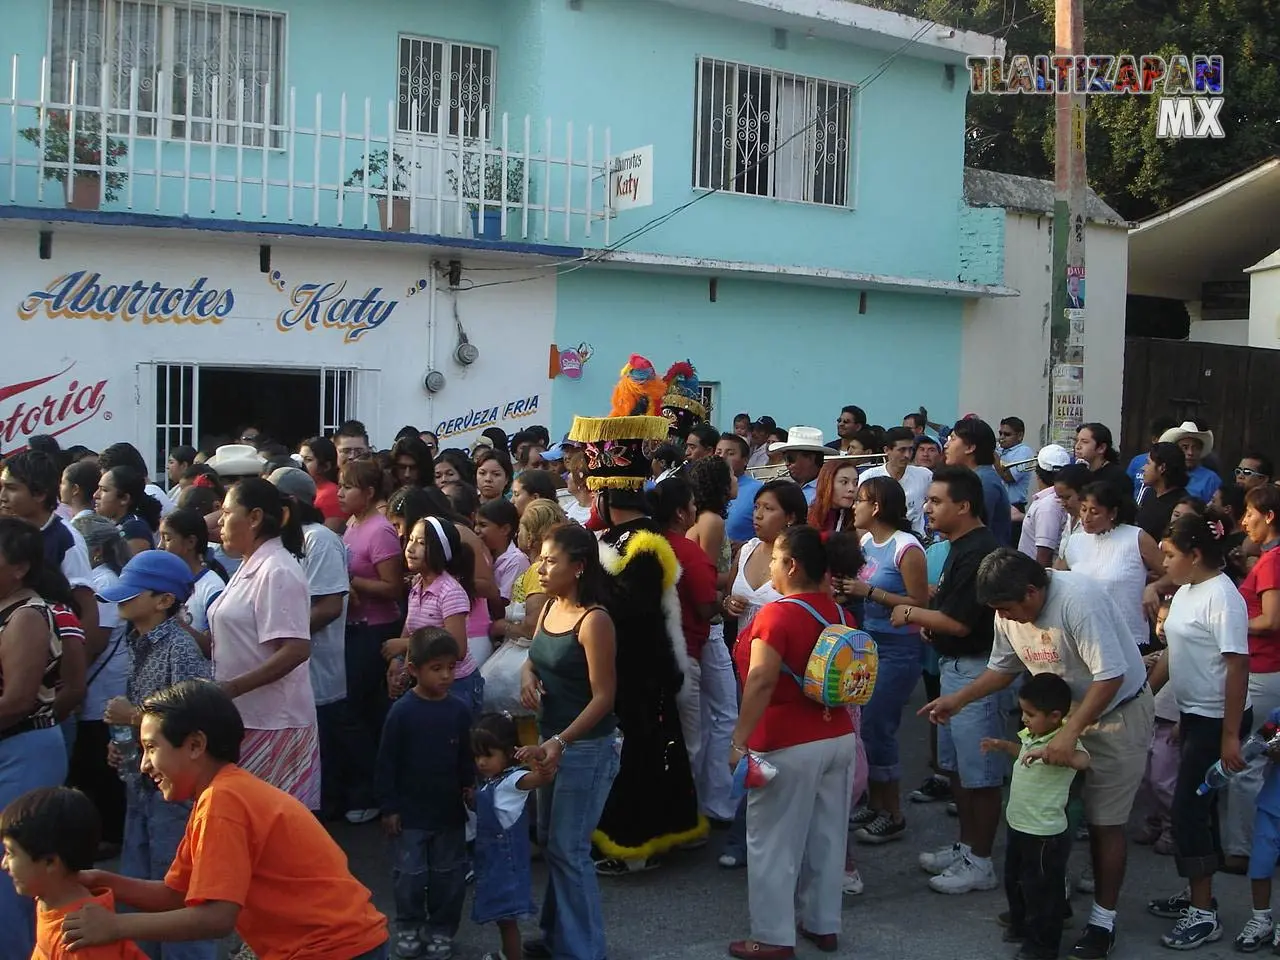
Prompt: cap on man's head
<box><xmin>1037</xmin><ymin>444</ymin><xmax>1073</xmax><ymax>471</ymax></box>
<box><xmin>96</xmin><ymin>550</ymin><xmax>195</xmax><ymax>605</ymax></box>
<box><xmin>269</xmin><ymin>466</ymin><xmax>317</xmax><ymax>506</ymax></box>
<box><xmin>753</xmin><ymin>415</ymin><xmax>776</xmax><ymax>430</ymax></box>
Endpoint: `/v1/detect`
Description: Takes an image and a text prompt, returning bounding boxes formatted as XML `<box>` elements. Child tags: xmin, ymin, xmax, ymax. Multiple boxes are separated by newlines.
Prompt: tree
<box><xmin>867</xmin><ymin>0</ymin><xmax>1280</xmax><ymax>220</ymax></box>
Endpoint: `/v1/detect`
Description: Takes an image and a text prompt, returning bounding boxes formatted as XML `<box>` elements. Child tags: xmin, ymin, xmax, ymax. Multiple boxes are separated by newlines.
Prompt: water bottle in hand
<box><xmin>1197</xmin><ymin>726</ymin><xmax>1280</xmax><ymax>796</ymax></box>
<box><xmin>110</xmin><ymin>724</ymin><xmax>139</xmax><ymax>780</ymax></box>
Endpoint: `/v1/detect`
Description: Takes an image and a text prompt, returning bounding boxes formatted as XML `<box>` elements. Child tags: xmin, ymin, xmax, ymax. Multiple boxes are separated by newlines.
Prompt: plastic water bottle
<box><xmin>110</xmin><ymin>724</ymin><xmax>139</xmax><ymax>780</ymax></box>
<box><xmin>1197</xmin><ymin>726</ymin><xmax>1280</xmax><ymax>795</ymax></box>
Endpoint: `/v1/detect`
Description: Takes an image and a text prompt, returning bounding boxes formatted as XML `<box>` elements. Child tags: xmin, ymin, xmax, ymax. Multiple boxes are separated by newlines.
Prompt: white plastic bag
<box><xmin>481</xmin><ymin>638</ymin><xmax>534</xmax><ymax>716</ymax></box>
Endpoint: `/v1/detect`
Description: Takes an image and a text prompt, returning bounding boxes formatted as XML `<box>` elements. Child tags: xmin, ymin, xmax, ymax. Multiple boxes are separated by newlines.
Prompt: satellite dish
<box><xmin>424</xmin><ymin>370</ymin><xmax>446</xmax><ymax>393</ymax></box>
<box><xmin>455</xmin><ymin>341</ymin><xmax>480</xmax><ymax>365</ymax></box>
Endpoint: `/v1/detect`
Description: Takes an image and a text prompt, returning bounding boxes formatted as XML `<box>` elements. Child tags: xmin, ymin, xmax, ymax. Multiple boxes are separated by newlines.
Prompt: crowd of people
<box><xmin>2</xmin><ymin>353</ymin><xmax>1280</xmax><ymax>960</ymax></box>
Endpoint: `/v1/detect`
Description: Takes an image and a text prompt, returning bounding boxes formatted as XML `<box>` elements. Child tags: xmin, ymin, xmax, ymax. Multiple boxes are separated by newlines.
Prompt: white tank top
<box><xmin>732</xmin><ymin>538</ymin><xmax>784</xmax><ymax>632</ymax></box>
<box><xmin>1063</xmin><ymin>523</ymin><xmax>1149</xmax><ymax>647</ymax></box>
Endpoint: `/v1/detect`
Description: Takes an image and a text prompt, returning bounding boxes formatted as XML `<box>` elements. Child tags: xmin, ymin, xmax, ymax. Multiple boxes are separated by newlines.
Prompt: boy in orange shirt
<box><xmin>61</xmin><ymin>680</ymin><xmax>389</xmax><ymax>960</ymax></box>
<box><xmin>1</xmin><ymin>787</ymin><xmax>147</xmax><ymax>960</ymax></box>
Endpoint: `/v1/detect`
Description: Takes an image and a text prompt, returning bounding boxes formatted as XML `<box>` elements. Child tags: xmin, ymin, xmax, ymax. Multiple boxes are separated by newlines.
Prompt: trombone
<box><xmin>747</xmin><ymin>451</ymin><xmax>888</xmax><ymax>481</ymax></box>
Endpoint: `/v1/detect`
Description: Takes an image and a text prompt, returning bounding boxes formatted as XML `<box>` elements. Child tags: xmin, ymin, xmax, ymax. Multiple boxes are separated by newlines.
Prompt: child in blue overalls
<box><xmin>471</xmin><ymin>713</ymin><xmax>549</xmax><ymax>960</ymax></box>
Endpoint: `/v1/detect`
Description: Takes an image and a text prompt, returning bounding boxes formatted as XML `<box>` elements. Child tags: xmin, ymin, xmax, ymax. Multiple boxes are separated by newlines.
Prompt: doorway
<box><xmin>197</xmin><ymin>367</ymin><xmax>321</xmax><ymax>453</ymax></box>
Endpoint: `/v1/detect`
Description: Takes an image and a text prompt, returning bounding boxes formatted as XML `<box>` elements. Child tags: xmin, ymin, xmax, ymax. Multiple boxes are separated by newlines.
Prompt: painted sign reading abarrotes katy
<box><xmin>966</xmin><ymin>54</ymin><xmax>1225</xmax><ymax>140</ymax></box>
<box><xmin>18</xmin><ymin>272</ymin><xmax>235</xmax><ymax>324</ymax></box>
<box><xmin>608</xmin><ymin>146</ymin><xmax>653</xmax><ymax>213</ymax></box>
<box><xmin>275</xmin><ymin>280</ymin><xmax>399</xmax><ymax>344</ymax></box>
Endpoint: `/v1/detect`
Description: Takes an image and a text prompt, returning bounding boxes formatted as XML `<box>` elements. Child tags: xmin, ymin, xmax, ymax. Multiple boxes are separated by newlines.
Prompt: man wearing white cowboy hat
<box><xmin>205</xmin><ymin>443</ymin><xmax>267</xmax><ymax>480</ymax></box>
<box><xmin>769</xmin><ymin>426</ymin><xmax>835</xmax><ymax>504</ymax></box>
<box><xmin>1158</xmin><ymin>420</ymin><xmax>1222</xmax><ymax>503</ymax></box>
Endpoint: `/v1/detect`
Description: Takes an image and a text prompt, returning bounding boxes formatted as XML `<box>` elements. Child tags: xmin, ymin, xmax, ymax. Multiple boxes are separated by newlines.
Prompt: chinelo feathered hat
<box><xmin>661</xmin><ymin>360</ymin><xmax>708</xmax><ymax>423</ymax></box>
<box><xmin>568</xmin><ymin>414</ymin><xmax>670</xmax><ymax>492</ymax></box>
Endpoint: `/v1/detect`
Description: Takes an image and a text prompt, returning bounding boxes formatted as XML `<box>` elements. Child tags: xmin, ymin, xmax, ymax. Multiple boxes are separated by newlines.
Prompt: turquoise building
<box><xmin>0</xmin><ymin>0</ymin><xmax>1012</xmax><ymax>460</ymax></box>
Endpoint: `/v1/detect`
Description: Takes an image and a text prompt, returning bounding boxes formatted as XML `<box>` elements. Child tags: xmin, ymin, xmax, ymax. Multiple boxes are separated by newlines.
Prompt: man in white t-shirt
<box><xmin>923</xmin><ymin>549</ymin><xmax>1154</xmax><ymax>959</ymax></box>
<box><xmin>859</xmin><ymin>426</ymin><xmax>932</xmax><ymax>536</ymax></box>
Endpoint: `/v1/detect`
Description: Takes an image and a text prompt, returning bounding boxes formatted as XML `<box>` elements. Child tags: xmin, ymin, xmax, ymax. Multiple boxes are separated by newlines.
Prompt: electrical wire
<box><xmin>454</xmin><ymin>12</ymin><xmax>947</xmax><ymax>292</ymax></box>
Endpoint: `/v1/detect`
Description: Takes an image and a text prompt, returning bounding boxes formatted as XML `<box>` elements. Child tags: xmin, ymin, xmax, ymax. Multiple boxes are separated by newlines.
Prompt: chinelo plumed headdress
<box><xmin>568</xmin><ymin>415</ymin><xmax>670</xmax><ymax>491</ymax></box>
<box><xmin>661</xmin><ymin>360</ymin><xmax>707</xmax><ymax>421</ymax></box>
<box><xmin>608</xmin><ymin>354</ymin><xmax>667</xmax><ymax>418</ymax></box>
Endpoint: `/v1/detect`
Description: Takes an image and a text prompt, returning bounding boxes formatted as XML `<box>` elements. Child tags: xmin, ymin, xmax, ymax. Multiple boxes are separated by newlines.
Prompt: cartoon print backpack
<box><xmin>779</xmin><ymin>598</ymin><xmax>878</xmax><ymax>709</ymax></box>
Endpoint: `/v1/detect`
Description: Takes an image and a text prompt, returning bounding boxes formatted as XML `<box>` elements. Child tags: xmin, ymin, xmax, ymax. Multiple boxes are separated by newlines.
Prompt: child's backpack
<box><xmin>778</xmin><ymin>598</ymin><xmax>878</xmax><ymax>709</ymax></box>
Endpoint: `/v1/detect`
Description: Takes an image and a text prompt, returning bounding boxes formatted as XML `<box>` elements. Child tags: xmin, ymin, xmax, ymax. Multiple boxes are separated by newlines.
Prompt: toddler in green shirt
<box><xmin>981</xmin><ymin>673</ymin><xmax>1090</xmax><ymax>960</ymax></box>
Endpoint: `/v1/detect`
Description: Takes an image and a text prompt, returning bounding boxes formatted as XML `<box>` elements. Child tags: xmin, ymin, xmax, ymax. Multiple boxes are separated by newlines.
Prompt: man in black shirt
<box><xmin>891</xmin><ymin>466</ymin><xmax>1005</xmax><ymax>896</ymax></box>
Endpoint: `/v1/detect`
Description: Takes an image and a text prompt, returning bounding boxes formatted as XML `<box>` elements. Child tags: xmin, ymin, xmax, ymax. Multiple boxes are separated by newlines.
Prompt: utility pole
<box><xmin>1048</xmin><ymin>0</ymin><xmax>1087</xmax><ymax>448</ymax></box>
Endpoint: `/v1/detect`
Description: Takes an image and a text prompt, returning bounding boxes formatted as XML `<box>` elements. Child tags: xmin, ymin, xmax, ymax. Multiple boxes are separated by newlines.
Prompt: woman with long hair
<box><xmin>95</xmin><ymin>466</ymin><xmax>162</xmax><ymax>555</ymax></box>
<box><xmin>476</xmin><ymin>449</ymin><xmax>515</xmax><ymax>506</ymax></box>
<box><xmin>807</xmin><ymin>458</ymin><xmax>861</xmax><ymax>533</ymax></box>
<box><xmin>518</xmin><ymin>524</ymin><xmax>619</xmax><ymax>960</ymax></box>
<box><xmin>434</xmin><ymin>449</ymin><xmax>476</xmax><ymax>495</ymax></box>
<box><xmin>1136</xmin><ymin>442</ymin><xmax>1190</xmax><ymax>543</ymax></box>
<box><xmin>836</xmin><ymin>477</ymin><xmax>928</xmax><ymax>845</ymax></box>
<box><xmin>727</xmin><ymin>525</ymin><xmax>859</xmax><ymax>959</ymax></box>
<box><xmin>204</xmin><ymin>479</ymin><xmax>318</xmax><ymax>807</ymax></box>
<box><xmin>0</xmin><ymin>518</ymin><xmax>81</xmax><ymax>956</ymax></box>
<box><xmin>300</xmin><ymin>435</ymin><xmax>345</xmax><ymax>532</ymax></box>
<box><xmin>59</xmin><ymin>460</ymin><xmax>101</xmax><ymax>520</ymax></box>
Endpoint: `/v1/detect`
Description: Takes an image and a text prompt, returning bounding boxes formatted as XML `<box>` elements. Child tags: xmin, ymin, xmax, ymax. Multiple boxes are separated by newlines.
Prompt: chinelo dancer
<box><xmin>568</xmin><ymin>384</ymin><xmax>706</xmax><ymax>876</ymax></box>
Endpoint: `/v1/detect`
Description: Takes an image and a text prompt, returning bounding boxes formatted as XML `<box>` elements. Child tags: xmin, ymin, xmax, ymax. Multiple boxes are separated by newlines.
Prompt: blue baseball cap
<box><xmin>540</xmin><ymin>442</ymin><xmax>567</xmax><ymax>462</ymax></box>
<box><xmin>97</xmin><ymin>550</ymin><xmax>195</xmax><ymax>605</ymax></box>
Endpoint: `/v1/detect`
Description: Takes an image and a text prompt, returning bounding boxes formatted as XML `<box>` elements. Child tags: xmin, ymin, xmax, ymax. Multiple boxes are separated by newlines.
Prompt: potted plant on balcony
<box><xmin>343</xmin><ymin>149</ymin><xmax>418</xmax><ymax>232</ymax></box>
<box><xmin>19</xmin><ymin>110</ymin><xmax>127</xmax><ymax>211</ymax></box>
<box><xmin>448</xmin><ymin>144</ymin><xmax>527</xmax><ymax>240</ymax></box>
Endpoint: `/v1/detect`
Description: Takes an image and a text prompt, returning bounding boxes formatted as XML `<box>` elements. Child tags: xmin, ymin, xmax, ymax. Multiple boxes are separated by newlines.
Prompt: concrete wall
<box><xmin>958</xmin><ymin>206</ymin><xmax>1006</xmax><ymax>286</ymax></box>
<box><xmin>1191</xmin><ymin>319</ymin><xmax>1249</xmax><ymax>345</ymax></box>
<box><xmin>958</xmin><ymin>211</ymin><xmax>1128</xmax><ymax>445</ymax></box>
<box><xmin>549</xmin><ymin>269</ymin><xmax>965</xmax><ymax>436</ymax></box>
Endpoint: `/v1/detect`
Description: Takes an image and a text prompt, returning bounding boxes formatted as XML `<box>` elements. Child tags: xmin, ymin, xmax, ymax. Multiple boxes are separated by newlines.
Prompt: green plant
<box><xmin>447</xmin><ymin>143</ymin><xmax>527</xmax><ymax>212</ymax></box>
<box><xmin>343</xmin><ymin>149</ymin><xmax>418</xmax><ymax>194</ymax></box>
<box><xmin>19</xmin><ymin>110</ymin><xmax>127</xmax><ymax>202</ymax></box>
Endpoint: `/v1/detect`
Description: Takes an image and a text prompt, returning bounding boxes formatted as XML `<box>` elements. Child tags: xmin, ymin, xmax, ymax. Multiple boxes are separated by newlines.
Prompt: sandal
<box><xmin>394</xmin><ymin>931</ymin><xmax>423</xmax><ymax>959</ymax></box>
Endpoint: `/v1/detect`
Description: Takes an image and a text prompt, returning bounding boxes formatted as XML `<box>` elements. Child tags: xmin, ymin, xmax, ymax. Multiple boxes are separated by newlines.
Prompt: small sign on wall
<box><xmin>608</xmin><ymin>146</ymin><xmax>653</xmax><ymax>213</ymax></box>
<box><xmin>549</xmin><ymin>343</ymin><xmax>593</xmax><ymax>380</ymax></box>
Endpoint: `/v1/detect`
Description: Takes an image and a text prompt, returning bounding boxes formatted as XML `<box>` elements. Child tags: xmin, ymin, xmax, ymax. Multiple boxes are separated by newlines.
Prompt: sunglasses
<box><xmin>1236</xmin><ymin>467</ymin><xmax>1267</xmax><ymax>479</ymax></box>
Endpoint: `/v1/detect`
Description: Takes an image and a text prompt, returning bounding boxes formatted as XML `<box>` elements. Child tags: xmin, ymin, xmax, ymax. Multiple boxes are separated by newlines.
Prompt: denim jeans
<box><xmin>121</xmin><ymin>786</ymin><xmax>217</xmax><ymax>960</ymax></box>
<box><xmin>860</xmin><ymin>632</ymin><xmax>923</xmax><ymax>783</ymax></box>
<box><xmin>540</xmin><ymin>734</ymin><xmax>621</xmax><ymax>960</ymax></box>
<box><xmin>449</xmin><ymin>670</ymin><xmax>485</xmax><ymax>716</ymax></box>
<box><xmin>391</xmin><ymin>826</ymin><xmax>468</xmax><ymax>938</ymax></box>
<box><xmin>937</xmin><ymin>655</ymin><xmax>1012</xmax><ymax>789</ymax></box>
<box><xmin>0</xmin><ymin>726</ymin><xmax>66</xmax><ymax>960</ymax></box>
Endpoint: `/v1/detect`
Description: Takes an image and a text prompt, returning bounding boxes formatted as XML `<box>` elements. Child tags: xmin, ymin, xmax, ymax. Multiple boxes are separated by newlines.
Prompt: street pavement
<box><xmin>322</xmin><ymin>688</ymin><xmax>1259</xmax><ymax>960</ymax></box>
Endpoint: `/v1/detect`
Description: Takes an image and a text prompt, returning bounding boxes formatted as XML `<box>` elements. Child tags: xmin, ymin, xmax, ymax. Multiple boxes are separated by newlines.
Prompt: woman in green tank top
<box><xmin>517</xmin><ymin>524</ymin><xmax>619</xmax><ymax>958</ymax></box>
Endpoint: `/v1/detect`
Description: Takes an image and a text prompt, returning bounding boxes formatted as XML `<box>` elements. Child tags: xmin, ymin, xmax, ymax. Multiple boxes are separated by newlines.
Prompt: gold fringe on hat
<box><xmin>662</xmin><ymin>394</ymin><xmax>708</xmax><ymax>419</ymax></box>
<box><xmin>569</xmin><ymin>415</ymin><xmax>670</xmax><ymax>444</ymax></box>
<box><xmin>585</xmin><ymin>475</ymin><xmax>649</xmax><ymax>492</ymax></box>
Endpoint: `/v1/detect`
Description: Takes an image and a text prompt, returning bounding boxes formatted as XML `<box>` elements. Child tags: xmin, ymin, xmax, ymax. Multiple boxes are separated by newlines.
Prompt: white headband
<box><xmin>425</xmin><ymin>516</ymin><xmax>453</xmax><ymax>562</ymax></box>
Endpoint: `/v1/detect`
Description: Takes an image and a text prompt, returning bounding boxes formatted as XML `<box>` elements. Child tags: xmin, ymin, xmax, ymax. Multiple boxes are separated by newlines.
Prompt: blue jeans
<box><xmin>540</xmin><ymin>734</ymin><xmax>621</xmax><ymax>960</ymax></box>
<box><xmin>391</xmin><ymin>826</ymin><xmax>468</xmax><ymax>938</ymax></box>
<box><xmin>937</xmin><ymin>655</ymin><xmax>1012</xmax><ymax>790</ymax></box>
<box><xmin>449</xmin><ymin>670</ymin><xmax>485</xmax><ymax>715</ymax></box>
<box><xmin>0</xmin><ymin>727</ymin><xmax>68</xmax><ymax>960</ymax></box>
<box><xmin>860</xmin><ymin>632</ymin><xmax>923</xmax><ymax>783</ymax></box>
<box><xmin>121</xmin><ymin>786</ymin><xmax>217</xmax><ymax>960</ymax></box>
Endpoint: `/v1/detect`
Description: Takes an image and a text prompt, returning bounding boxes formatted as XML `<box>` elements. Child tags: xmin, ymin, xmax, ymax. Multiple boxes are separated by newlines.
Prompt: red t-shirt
<box><xmin>663</xmin><ymin>531</ymin><xmax>719</xmax><ymax>660</ymax></box>
<box><xmin>1241</xmin><ymin>547</ymin><xmax>1280</xmax><ymax>672</ymax></box>
<box><xmin>314</xmin><ymin>479</ymin><xmax>344</xmax><ymax>522</ymax></box>
<box><xmin>732</xmin><ymin>592</ymin><xmax>854</xmax><ymax>753</ymax></box>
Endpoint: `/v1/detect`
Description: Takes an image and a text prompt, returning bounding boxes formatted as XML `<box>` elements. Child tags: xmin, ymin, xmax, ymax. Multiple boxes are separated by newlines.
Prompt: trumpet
<box><xmin>747</xmin><ymin>451</ymin><xmax>888</xmax><ymax>482</ymax></box>
<box><xmin>1001</xmin><ymin>456</ymin><xmax>1040</xmax><ymax>473</ymax></box>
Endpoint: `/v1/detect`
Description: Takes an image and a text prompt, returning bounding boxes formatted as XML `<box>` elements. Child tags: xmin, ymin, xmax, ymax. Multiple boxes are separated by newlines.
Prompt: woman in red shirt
<box><xmin>727</xmin><ymin>524</ymin><xmax>861</xmax><ymax>960</ymax></box>
<box><xmin>1224</xmin><ymin>484</ymin><xmax>1280</xmax><ymax>870</ymax></box>
<box><xmin>299</xmin><ymin>437</ymin><xmax>345</xmax><ymax>534</ymax></box>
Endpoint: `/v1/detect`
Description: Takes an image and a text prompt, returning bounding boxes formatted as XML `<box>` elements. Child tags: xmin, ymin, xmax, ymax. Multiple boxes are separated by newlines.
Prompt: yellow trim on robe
<box><xmin>592</xmin><ymin>814</ymin><xmax>710</xmax><ymax>861</ymax></box>
<box><xmin>599</xmin><ymin>527</ymin><xmax>680</xmax><ymax>593</ymax></box>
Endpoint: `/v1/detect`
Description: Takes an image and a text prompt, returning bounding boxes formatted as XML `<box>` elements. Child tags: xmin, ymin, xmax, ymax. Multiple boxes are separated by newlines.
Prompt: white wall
<box><xmin>958</xmin><ymin>213</ymin><xmax>1128</xmax><ymax>446</ymax></box>
<box><xmin>1190</xmin><ymin>319</ymin><xmax>1249</xmax><ymax>345</ymax></box>
<box><xmin>1248</xmin><ymin>252</ymin><xmax>1280</xmax><ymax>348</ymax></box>
<box><xmin>0</xmin><ymin>223</ymin><xmax>556</xmax><ymax>459</ymax></box>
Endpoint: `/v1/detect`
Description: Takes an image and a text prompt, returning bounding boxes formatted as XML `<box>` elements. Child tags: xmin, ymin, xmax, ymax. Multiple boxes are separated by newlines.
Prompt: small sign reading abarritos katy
<box><xmin>965</xmin><ymin>54</ymin><xmax>1225</xmax><ymax>140</ymax></box>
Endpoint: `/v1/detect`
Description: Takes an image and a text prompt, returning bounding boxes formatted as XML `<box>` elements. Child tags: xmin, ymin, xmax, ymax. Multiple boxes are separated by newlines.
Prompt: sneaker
<box><xmin>908</xmin><ymin>775</ymin><xmax>952</xmax><ymax>803</ymax></box>
<box><xmin>718</xmin><ymin>851</ymin><xmax>746</xmax><ymax>869</ymax></box>
<box><xmin>919</xmin><ymin>842</ymin><xmax>964</xmax><ymax>875</ymax></box>
<box><xmin>927</xmin><ymin>854</ymin><xmax>998</xmax><ymax>894</ymax></box>
<box><xmin>423</xmin><ymin>934</ymin><xmax>454</xmax><ymax>960</ymax></box>
<box><xmin>344</xmin><ymin>808</ymin><xmax>380</xmax><ymax>825</ymax></box>
<box><xmin>1235</xmin><ymin>915</ymin><xmax>1274</xmax><ymax>952</ymax></box>
<box><xmin>946</xmin><ymin>801</ymin><xmax>959</xmax><ymax>817</ymax></box>
<box><xmin>1076</xmin><ymin>866</ymin><xmax>1095</xmax><ymax>894</ymax></box>
<box><xmin>853</xmin><ymin>813</ymin><xmax>906</xmax><ymax>845</ymax></box>
<box><xmin>595</xmin><ymin>856</ymin><xmax>659</xmax><ymax>875</ymax></box>
<box><xmin>1148</xmin><ymin>889</ymin><xmax>1219</xmax><ymax>920</ymax></box>
<box><xmin>842</xmin><ymin>869</ymin><xmax>864</xmax><ymax>895</ymax></box>
<box><xmin>1069</xmin><ymin>924</ymin><xmax>1115</xmax><ymax>959</ymax></box>
<box><xmin>394</xmin><ymin>931</ymin><xmax>424</xmax><ymax>959</ymax></box>
<box><xmin>850</xmin><ymin>806</ymin><xmax>879</xmax><ymax>827</ymax></box>
<box><xmin>1153</xmin><ymin>830</ymin><xmax>1177</xmax><ymax>856</ymax></box>
<box><xmin>1161</xmin><ymin>908</ymin><xmax>1221</xmax><ymax>950</ymax></box>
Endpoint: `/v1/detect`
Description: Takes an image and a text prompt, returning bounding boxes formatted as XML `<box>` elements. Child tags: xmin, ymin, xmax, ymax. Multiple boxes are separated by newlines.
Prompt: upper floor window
<box><xmin>694</xmin><ymin>57</ymin><xmax>852</xmax><ymax>207</ymax></box>
<box><xmin>397</xmin><ymin>36</ymin><xmax>495</xmax><ymax>139</ymax></box>
<box><xmin>50</xmin><ymin>0</ymin><xmax>285</xmax><ymax>147</ymax></box>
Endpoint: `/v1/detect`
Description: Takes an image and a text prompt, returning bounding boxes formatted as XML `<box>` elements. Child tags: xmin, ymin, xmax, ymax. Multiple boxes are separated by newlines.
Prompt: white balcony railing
<box><xmin>2</xmin><ymin>55</ymin><xmax>613</xmax><ymax>244</ymax></box>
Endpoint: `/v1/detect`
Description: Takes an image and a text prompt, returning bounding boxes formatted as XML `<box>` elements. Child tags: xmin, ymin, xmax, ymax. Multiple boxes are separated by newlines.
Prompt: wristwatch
<box><xmin>550</xmin><ymin>734</ymin><xmax>569</xmax><ymax>751</ymax></box>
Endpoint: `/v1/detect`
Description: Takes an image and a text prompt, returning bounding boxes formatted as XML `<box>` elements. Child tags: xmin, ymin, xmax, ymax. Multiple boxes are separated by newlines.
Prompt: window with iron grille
<box><xmin>397</xmin><ymin>36</ymin><xmax>495</xmax><ymax>139</ymax></box>
<box><xmin>49</xmin><ymin>0</ymin><xmax>286</xmax><ymax>146</ymax></box>
<box><xmin>693</xmin><ymin>57</ymin><xmax>853</xmax><ymax>206</ymax></box>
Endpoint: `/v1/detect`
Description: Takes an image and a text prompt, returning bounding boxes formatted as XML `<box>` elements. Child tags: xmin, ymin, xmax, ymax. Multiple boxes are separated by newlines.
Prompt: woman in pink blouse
<box><xmin>206</xmin><ymin>478</ymin><xmax>317</xmax><ymax>807</ymax></box>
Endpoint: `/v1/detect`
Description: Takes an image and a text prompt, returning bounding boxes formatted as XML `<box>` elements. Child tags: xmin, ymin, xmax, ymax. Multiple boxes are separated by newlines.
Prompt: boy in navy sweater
<box><xmin>376</xmin><ymin>627</ymin><xmax>474</xmax><ymax>960</ymax></box>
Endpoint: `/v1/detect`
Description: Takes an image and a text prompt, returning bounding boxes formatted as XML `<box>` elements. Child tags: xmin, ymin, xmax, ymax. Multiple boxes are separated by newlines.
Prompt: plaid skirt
<box><xmin>240</xmin><ymin>725</ymin><xmax>321</xmax><ymax>811</ymax></box>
